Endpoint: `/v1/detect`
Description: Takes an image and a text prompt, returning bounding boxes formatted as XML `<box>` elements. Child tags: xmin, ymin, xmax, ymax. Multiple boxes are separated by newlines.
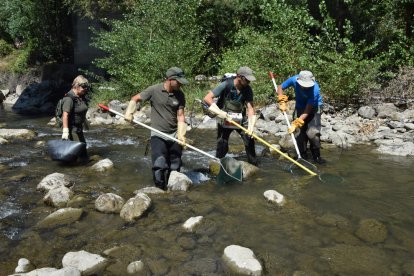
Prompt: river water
<box><xmin>1</xmin><ymin>108</ymin><xmax>414</xmax><ymax>275</ymax></box>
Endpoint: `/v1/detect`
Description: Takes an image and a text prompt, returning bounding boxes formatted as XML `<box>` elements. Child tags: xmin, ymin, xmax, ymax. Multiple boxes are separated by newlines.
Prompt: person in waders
<box><xmin>61</xmin><ymin>75</ymin><xmax>91</xmax><ymax>164</ymax></box>
<box><xmin>203</xmin><ymin>66</ymin><xmax>258</xmax><ymax>166</ymax></box>
<box><xmin>276</xmin><ymin>70</ymin><xmax>326</xmax><ymax>164</ymax></box>
<box><xmin>124</xmin><ymin>67</ymin><xmax>189</xmax><ymax>190</ymax></box>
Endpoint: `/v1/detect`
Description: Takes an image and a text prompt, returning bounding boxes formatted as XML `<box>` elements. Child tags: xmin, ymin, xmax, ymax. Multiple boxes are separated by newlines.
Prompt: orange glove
<box><xmin>288</xmin><ymin>118</ymin><xmax>304</xmax><ymax>134</ymax></box>
<box><xmin>277</xmin><ymin>95</ymin><xmax>288</xmax><ymax>112</ymax></box>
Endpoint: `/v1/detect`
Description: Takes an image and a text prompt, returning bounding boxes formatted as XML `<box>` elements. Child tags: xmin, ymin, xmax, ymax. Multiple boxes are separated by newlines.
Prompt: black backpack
<box><xmin>55</xmin><ymin>94</ymin><xmax>76</xmax><ymax>127</ymax></box>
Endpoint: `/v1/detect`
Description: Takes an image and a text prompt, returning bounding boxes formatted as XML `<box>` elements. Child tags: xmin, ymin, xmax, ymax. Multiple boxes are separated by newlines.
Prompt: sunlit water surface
<box><xmin>1</xmin><ymin>109</ymin><xmax>413</xmax><ymax>275</ymax></box>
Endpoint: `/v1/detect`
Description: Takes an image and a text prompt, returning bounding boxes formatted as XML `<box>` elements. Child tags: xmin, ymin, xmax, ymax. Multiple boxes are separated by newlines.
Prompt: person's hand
<box><xmin>288</xmin><ymin>118</ymin><xmax>304</xmax><ymax>134</ymax></box>
<box><xmin>177</xmin><ymin>121</ymin><xmax>187</xmax><ymax>148</ymax></box>
<box><xmin>124</xmin><ymin>100</ymin><xmax>136</xmax><ymax>122</ymax></box>
<box><xmin>208</xmin><ymin>103</ymin><xmax>231</xmax><ymax>120</ymax></box>
<box><xmin>246</xmin><ymin>115</ymin><xmax>257</xmax><ymax>137</ymax></box>
<box><xmin>277</xmin><ymin>94</ymin><xmax>288</xmax><ymax>112</ymax></box>
<box><xmin>62</xmin><ymin>128</ymin><xmax>69</xmax><ymax>140</ymax></box>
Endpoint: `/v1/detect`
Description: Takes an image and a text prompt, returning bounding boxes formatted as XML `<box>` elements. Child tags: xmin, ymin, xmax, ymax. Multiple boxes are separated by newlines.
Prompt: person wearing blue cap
<box><xmin>277</xmin><ymin>70</ymin><xmax>326</xmax><ymax>164</ymax></box>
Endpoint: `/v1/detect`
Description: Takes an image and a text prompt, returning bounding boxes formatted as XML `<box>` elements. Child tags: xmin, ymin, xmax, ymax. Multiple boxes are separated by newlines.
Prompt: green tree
<box><xmin>91</xmin><ymin>0</ymin><xmax>208</xmax><ymax>97</ymax></box>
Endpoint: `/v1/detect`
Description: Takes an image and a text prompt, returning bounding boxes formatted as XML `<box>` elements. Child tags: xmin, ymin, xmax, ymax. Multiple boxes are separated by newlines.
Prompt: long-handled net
<box><xmin>98</xmin><ymin>104</ymin><xmax>243</xmax><ymax>184</ymax></box>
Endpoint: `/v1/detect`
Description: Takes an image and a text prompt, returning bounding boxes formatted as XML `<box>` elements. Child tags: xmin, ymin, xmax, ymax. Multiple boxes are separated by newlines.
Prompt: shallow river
<box><xmin>1</xmin><ymin>109</ymin><xmax>414</xmax><ymax>275</ymax></box>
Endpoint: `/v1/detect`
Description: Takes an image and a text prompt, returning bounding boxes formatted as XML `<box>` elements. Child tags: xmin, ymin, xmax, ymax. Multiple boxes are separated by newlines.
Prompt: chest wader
<box><xmin>150</xmin><ymin>136</ymin><xmax>183</xmax><ymax>190</ymax></box>
<box><xmin>294</xmin><ymin>106</ymin><xmax>325</xmax><ymax>164</ymax></box>
<box><xmin>216</xmin><ymin>95</ymin><xmax>257</xmax><ymax>166</ymax></box>
<box><xmin>69</xmin><ymin>97</ymin><xmax>89</xmax><ymax>163</ymax></box>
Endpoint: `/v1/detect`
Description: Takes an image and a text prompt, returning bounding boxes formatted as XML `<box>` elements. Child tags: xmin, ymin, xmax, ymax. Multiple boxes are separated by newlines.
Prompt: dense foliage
<box><xmin>0</xmin><ymin>0</ymin><xmax>413</xmax><ymax>104</ymax></box>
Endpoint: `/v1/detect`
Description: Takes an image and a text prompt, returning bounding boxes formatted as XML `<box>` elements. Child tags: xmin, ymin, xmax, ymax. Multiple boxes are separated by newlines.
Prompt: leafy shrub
<box><xmin>92</xmin><ymin>0</ymin><xmax>207</xmax><ymax>99</ymax></box>
<box><xmin>0</xmin><ymin>39</ymin><xmax>13</xmax><ymax>57</ymax></box>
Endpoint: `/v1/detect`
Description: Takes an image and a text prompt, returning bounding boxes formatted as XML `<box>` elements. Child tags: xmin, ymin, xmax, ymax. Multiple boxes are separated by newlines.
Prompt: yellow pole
<box><xmin>229</xmin><ymin>120</ymin><xmax>318</xmax><ymax>176</ymax></box>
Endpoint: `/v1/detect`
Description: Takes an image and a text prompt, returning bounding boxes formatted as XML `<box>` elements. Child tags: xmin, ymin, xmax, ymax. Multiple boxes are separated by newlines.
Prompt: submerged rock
<box><xmin>90</xmin><ymin>158</ymin><xmax>114</xmax><ymax>172</ymax></box>
<box><xmin>0</xmin><ymin>128</ymin><xmax>36</xmax><ymax>141</ymax></box>
<box><xmin>37</xmin><ymin>207</ymin><xmax>83</xmax><ymax>228</ymax></box>
<box><xmin>355</xmin><ymin>218</ymin><xmax>388</xmax><ymax>244</ymax></box>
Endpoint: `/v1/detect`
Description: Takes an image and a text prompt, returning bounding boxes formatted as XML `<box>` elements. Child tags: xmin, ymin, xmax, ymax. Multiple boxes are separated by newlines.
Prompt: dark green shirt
<box><xmin>140</xmin><ymin>83</ymin><xmax>185</xmax><ymax>134</ymax></box>
<box><xmin>61</xmin><ymin>90</ymin><xmax>88</xmax><ymax>127</ymax></box>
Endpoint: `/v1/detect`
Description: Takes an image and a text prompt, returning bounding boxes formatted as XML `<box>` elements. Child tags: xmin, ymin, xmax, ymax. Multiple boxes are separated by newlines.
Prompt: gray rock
<box><xmin>241</xmin><ymin>161</ymin><xmax>260</xmax><ymax>179</ymax></box>
<box><xmin>95</xmin><ymin>193</ymin><xmax>125</xmax><ymax>213</ymax></box>
<box><xmin>37</xmin><ymin>208</ymin><xmax>83</xmax><ymax>228</ymax></box>
<box><xmin>37</xmin><ymin>172</ymin><xmax>71</xmax><ymax>192</ymax></box>
<box><xmin>358</xmin><ymin>106</ymin><xmax>376</xmax><ymax>119</ymax></box>
<box><xmin>167</xmin><ymin>171</ymin><xmax>192</xmax><ymax>191</ymax></box>
<box><xmin>120</xmin><ymin>193</ymin><xmax>151</xmax><ymax>222</ymax></box>
<box><xmin>62</xmin><ymin>250</ymin><xmax>108</xmax><ymax>275</ymax></box>
<box><xmin>43</xmin><ymin>186</ymin><xmax>74</xmax><ymax>208</ymax></box>
<box><xmin>0</xmin><ymin>128</ymin><xmax>36</xmax><ymax>140</ymax></box>
<box><xmin>90</xmin><ymin>158</ymin><xmax>114</xmax><ymax>172</ymax></box>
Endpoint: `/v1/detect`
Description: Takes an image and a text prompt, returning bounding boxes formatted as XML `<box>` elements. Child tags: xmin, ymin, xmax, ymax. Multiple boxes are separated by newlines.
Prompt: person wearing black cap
<box><xmin>203</xmin><ymin>66</ymin><xmax>258</xmax><ymax>166</ymax></box>
<box><xmin>276</xmin><ymin>70</ymin><xmax>325</xmax><ymax>164</ymax></box>
<box><xmin>124</xmin><ymin>67</ymin><xmax>189</xmax><ymax>190</ymax></box>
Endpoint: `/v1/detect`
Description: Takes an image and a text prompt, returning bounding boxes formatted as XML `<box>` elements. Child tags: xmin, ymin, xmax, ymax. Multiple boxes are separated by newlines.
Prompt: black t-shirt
<box><xmin>139</xmin><ymin>83</ymin><xmax>185</xmax><ymax>133</ymax></box>
<box><xmin>61</xmin><ymin>90</ymin><xmax>88</xmax><ymax>126</ymax></box>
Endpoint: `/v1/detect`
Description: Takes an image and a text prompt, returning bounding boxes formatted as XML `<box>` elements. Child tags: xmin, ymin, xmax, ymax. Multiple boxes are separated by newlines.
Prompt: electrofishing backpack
<box><xmin>55</xmin><ymin>94</ymin><xmax>76</xmax><ymax>127</ymax></box>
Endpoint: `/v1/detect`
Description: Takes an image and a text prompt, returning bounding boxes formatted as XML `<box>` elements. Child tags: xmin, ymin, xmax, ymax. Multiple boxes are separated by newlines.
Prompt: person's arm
<box><xmin>277</xmin><ymin>81</ymin><xmax>290</xmax><ymax>112</ymax></box>
<box><xmin>177</xmin><ymin>108</ymin><xmax>185</xmax><ymax>122</ymax></box>
<box><xmin>177</xmin><ymin>108</ymin><xmax>187</xmax><ymax>146</ymax></box>
<box><xmin>246</xmin><ymin>101</ymin><xmax>257</xmax><ymax>136</ymax></box>
<box><xmin>203</xmin><ymin>88</ymin><xmax>229</xmax><ymax>119</ymax></box>
<box><xmin>298</xmin><ymin>104</ymin><xmax>313</xmax><ymax>121</ymax></box>
<box><xmin>125</xmin><ymin>93</ymin><xmax>142</xmax><ymax>121</ymax></box>
<box><xmin>62</xmin><ymin>112</ymin><xmax>69</xmax><ymax>129</ymax></box>
<box><xmin>246</xmin><ymin>101</ymin><xmax>255</xmax><ymax>117</ymax></box>
<box><xmin>203</xmin><ymin>91</ymin><xmax>215</xmax><ymax>105</ymax></box>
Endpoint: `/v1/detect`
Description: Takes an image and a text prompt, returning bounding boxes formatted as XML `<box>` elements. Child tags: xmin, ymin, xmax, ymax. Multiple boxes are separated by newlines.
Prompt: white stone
<box><xmin>127</xmin><ymin>260</ymin><xmax>145</xmax><ymax>274</ymax></box>
<box><xmin>222</xmin><ymin>245</ymin><xmax>262</xmax><ymax>275</ymax></box>
<box><xmin>264</xmin><ymin>190</ymin><xmax>286</xmax><ymax>206</ymax></box>
<box><xmin>15</xmin><ymin>258</ymin><xmax>35</xmax><ymax>273</ymax></box>
<box><xmin>62</xmin><ymin>250</ymin><xmax>108</xmax><ymax>275</ymax></box>
<box><xmin>183</xmin><ymin>216</ymin><xmax>203</xmax><ymax>231</ymax></box>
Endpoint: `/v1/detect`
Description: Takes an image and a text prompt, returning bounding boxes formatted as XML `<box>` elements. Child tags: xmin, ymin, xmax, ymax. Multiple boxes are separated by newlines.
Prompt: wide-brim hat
<box><xmin>297</xmin><ymin>70</ymin><xmax>315</xmax><ymax>88</ymax></box>
<box><xmin>237</xmin><ymin>66</ymin><xmax>256</xmax><ymax>81</ymax></box>
<box><xmin>166</xmin><ymin>67</ymin><xmax>189</xmax><ymax>85</ymax></box>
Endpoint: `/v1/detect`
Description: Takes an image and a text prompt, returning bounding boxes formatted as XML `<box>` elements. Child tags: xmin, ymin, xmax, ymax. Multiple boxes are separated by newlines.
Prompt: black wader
<box><xmin>294</xmin><ymin>106</ymin><xmax>324</xmax><ymax>163</ymax></box>
<box><xmin>150</xmin><ymin>136</ymin><xmax>182</xmax><ymax>190</ymax></box>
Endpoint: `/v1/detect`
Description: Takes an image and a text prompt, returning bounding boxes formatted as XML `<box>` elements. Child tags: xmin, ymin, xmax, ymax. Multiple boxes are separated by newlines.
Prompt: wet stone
<box><xmin>177</xmin><ymin>236</ymin><xmax>196</xmax><ymax>250</ymax></box>
<box><xmin>315</xmin><ymin>213</ymin><xmax>350</xmax><ymax>229</ymax></box>
<box><xmin>180</xmin><ymin>257</ymin><xmax>218</xmax><ymax>275</ymax></box>
<box><xmin>355</xmin><ymin>218</ymin><xmax>388</xmax><ymax>244</ymax></box>
<box><xmin>146</xmin><ymin>258</ymin><xmax>170</xmax><ymax>275</ymax></box>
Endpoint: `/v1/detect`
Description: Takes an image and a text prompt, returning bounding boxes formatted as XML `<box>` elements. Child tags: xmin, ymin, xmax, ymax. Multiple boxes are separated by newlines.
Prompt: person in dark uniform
<box><xmin>124</xmin><ymin>67</ymin><xmax>189</xmax><ymax>190</ymax></box>
<box><xmin>61</xmin><ymin>75</ymin><xmax>90</xmax><ymax>163</ymax></box>
<box><xmin>203</xmin><ymin>66</ymin><xmax>258</xmax><ymax>166</ymax></box>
